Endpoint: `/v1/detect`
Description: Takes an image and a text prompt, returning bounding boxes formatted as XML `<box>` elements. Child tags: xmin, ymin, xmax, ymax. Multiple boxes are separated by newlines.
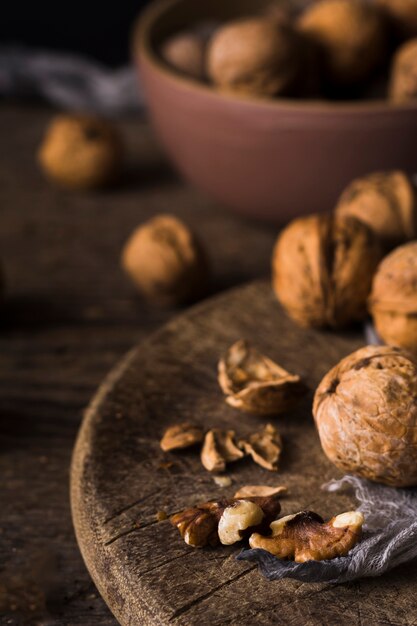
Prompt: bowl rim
<box><xmin>133</xmin><ymin>0</ymin><xmax>417</xmax><ymax>116</ymax></box>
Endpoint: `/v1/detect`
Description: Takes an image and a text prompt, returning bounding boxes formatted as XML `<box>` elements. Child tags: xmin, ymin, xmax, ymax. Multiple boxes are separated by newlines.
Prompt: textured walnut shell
<box><xmin>218</xmin><ymin>340</ymin><xmax>304</xmax><ymax>415</ymax></box>
<box><xmin>249</xmin><ymin>510</ymin><xmax>364</xmax><ymax>562</ymax></box>
<box><xmin>377</xmin><ymin>0</ymin><xmax>417</xmax><ymax>40</ymax></box>
<box><xmin>161</xmin><ymin>31</ymin><xmax>207</xmax><ymax>80</ymax></box>
<box><xmin>297</xmin><ymin>0</ymin><xmax>387</xmax><ymax>87</ymax></box>
<box><xmin>37</xmin><ymin>114</ymin><xmax>124</xmax><ymax>190</ymax></box>
<box><xmin>369</xmin><ymin>241</ymin><xmax>417</xmax><ymax>351</ymax></box>
<box><xmin>121</xmin><ymin>214</ymin><xmax>209</xmax><ymax>306</ymax></box>
<box><xmin>389</xmin><ymin>38</ymin><xmax>417</xmax><ymax>103</ymax></box>
<box><xmin>272</xmin><ymin>214</ymin><xmax>381</xmax><ymax>329</ymax></box>
<box><xmin>336</xmin><ymin>170</ymin><xmax>417</xmax><ymax>250</ymax></box>
<box><xmin>207</xmin><ymin>18</ymin><xmax>302</xmax><ymax>97</ymax></box>
<box><xmin>313</xmin><ymin>345</ymin><xmax>417</xmax><ymax>487</ymax></box>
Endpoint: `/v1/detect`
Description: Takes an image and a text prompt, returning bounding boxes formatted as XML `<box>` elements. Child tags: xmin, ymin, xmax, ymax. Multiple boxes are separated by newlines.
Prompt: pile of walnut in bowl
<box><xmin>160</xmin><ymin>0</ymin><xmax>417</xmax><ymax>102</ymax></box>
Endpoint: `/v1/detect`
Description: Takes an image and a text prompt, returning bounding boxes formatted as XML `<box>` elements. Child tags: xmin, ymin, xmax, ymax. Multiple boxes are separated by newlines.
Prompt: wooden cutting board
<box><xmin>70</xmin><ymin>280</ymin><xmax>417</xmax><ymax>626</ymax></box>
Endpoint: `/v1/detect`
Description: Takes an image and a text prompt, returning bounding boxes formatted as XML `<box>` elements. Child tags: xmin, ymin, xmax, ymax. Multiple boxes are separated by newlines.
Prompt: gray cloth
<box><xmin>238</xmin><ymin>475</ymin><xmax>417</xmax><ymax>583</ymax></box>
<box><xmin>0</xmin><ymin>47</ymin><xmax>142</xmax><ymax>114</ymax></box>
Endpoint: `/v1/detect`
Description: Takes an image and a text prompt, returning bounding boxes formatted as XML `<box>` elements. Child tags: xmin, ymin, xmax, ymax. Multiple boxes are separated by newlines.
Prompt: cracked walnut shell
<box><xmin>249</xmin><ymin>510</ymin><xmax>364</xmax><ymax>562</ymax></box>
<box><xmin>369</xmin><ymin>241</ymin><xmax>417</xmax><ymax>352</ymax></box>
<box><xmin>336</xmin><ymin>170</ymin><xmax>417</xmax><ymax>250</ymax></box>
<box><xmin>121</xmin><ymin>214</ymin><xmax>209</xmax><ymax>306</ymax></box>
<box><xmin>218</xmin><ymin>340</ymin><xmax>304</xmax><ymax>415</ymax></box>
<box><xmin>160</xmin><ymin>422</ymin><xmax>204</xmax><ymax>452</ymax></box>
<box><xmin>207</xmin><ymin>18</ymin><xmax>302</xmax><ymax>97</ymax></box>
<box><xmin>313</xmin><ymin>345</ymin><xmax>417</xmax><ymax>487</ymax></box>
<box><xmin>272</xmin><ymin>214</ymin><xmax>381</xmax><ymax>328</ymax></box>
<box><xmin>240</xmin><ymin>424</ymin><xmax>282</xmax><ymax>472</ymax></box>
<box><xmin>38</xmin><ymin>113</ymin><xmax>123</xmax><ymax>190</ymax></box>
<box><xmin>200</xmin><ymin>428</ymin><xmax>244</xmax><ymax>473</ymax></box>
<box><xmin>170</xmin><ymin>494</ymin><xmax>282</xmax><ymax>547</ymax></box>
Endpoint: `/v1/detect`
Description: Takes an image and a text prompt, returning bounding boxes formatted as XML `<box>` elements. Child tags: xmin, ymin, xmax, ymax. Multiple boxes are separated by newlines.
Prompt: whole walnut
<box><xmin>389</xmin><ymin>38</ymin><xmax>417</xmax><ymax>102</ymax></box>
<box><xmin>38</xmin><ymin>114</ymin><xmax>124</xmax><ymax>190</ymax></box>
<box><xmin>121</xmin><ymin>214</ymin><xmax>209</xmax><ymax>306</ymax></box>
<box><xmin>335</xmin><ymin>170</ymin><xmax>417</xmax><ymax>250</ymax></box>
<box><xmin>369</xmin><ymin>241</ymin><xmax>417</xmax><ymax>351</ymax></box>
<box><xmin>207</xmin><ymin>18</ymin><xmax>302</xmax><ymax>98</ymax></box>
<box><xmin>272</xmin><ymin>214</ymin><xmax>381</xmax><ymax>328</ymax></box>
<box><xmin>377</xmin><ymin>0</ymin><xmax>417</xmax><ymax>40</ymax></box>
<box><xmin>313</xmin><ymin>345</ymin><xmax>417</xmax><ymax>487</ymax></box>
<box><xmin>297</xmin><ymin>0</ymin><xmax>387</xmax><ymax>87</ymax></box>
<box><xmin>161</xmin><ymin>31</ymin><xmax>207</xmax><ymax>81</ymax></box>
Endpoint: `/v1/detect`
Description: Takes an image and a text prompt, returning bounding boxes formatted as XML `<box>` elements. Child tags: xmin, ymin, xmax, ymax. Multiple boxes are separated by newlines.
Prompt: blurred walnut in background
<box><xmin>377</xmin><ymin>0</ymin><xmax>417</xmax><ymax>40</ymax></box>
<box><xmin>207</xmin><ymin>18</ymin><xmax>303</xmax><ymax>97</ymax></box>
<box><xmin>297</xmin><ymin>0</ymin><xmax>388</xmax><ymax>88</ymax></box>
<box><xmin>272</xmin><ymin>213</ymin><xmax>381</xmax><ymax>328</ymax></box>
<box><xmin>38</xmin><ymin>114</ymin><xmax>124</xmax><ymax>190</ymax></box>
<box><xmin>336</xmin><ymin>170</ymin><xmax>417</xmax><ymax>250</ymax></box>
<box><xmin>121</xmin><ymin>214</ymin><xmax>209</xmax><ymax>306</ymax></box>
<box><xmin>369</xmin><ymin>241</ymin><xmax>417</xmax><ymax>352</ymax></box>
<box><xmin>390</xmin><ymin>38</ymin><xmax>417</xmax><ymax>102</ymax></box>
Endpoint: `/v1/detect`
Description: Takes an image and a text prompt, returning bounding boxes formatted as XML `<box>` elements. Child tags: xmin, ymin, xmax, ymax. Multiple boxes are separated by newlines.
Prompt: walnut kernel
<box><xmin>249</xmin><ymin>510</ymin><xmax>364</xmax><ymax>561</ymax></box>
<box><xmin>171</xmin><ymin>494</ymin><xmax>282</xmax><ymax>547</ymax></box>
<box><xmin>233</xmin><ymin>485</ymin><xmax>288</xmax><ymax>498</ymax></box>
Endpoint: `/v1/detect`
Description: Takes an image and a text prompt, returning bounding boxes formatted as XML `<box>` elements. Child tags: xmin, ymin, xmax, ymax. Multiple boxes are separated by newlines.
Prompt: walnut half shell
<box><xmin>218</xmin><ymin>340</ymin><xmax>304</xmax><ymax>415</ymax></box>
<box><xmin>249</xmin><ymin>510</ymin><xmax>364</xmax><ymax>562</ymax></box>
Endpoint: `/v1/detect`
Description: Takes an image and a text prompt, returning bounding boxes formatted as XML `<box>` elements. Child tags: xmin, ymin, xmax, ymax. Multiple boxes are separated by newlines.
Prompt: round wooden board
<box><xmin>71</xmin><ymin>281</ymin><xmax>417</xmax><ymax>626</ymax></box>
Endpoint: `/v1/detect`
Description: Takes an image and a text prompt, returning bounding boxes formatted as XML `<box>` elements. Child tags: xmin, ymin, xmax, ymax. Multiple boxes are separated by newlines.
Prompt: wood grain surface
<box><xmin>0</xmin><ymin>103</ymin><xmax>278</xmax><ymax>625</ymax></box>
<box><xmin>71</xmin><ymin>282</ymin><xmax>417</xmax><ymax>626</ymax></box>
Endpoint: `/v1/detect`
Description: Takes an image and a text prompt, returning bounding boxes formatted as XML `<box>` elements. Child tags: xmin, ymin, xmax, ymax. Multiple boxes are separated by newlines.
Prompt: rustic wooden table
<box><xmin>0</xmin><ymin>103</ymin><xmax>277</xmax><ymax>625</ymax></box>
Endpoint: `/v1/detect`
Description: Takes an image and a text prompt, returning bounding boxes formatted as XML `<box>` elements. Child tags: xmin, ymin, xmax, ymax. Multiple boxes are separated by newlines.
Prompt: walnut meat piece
<box><xmin>207</xmin><ymin>18</ymin><xmax>302</xmax><ymax>98</ymax></box>
<box><xmin>249</xmin><ymin>510</ymin><xmax>364</xmax><ymax>562</ymax></box>
<box><xmin>161</xmin><ymin>31</ymin><xmax>207</xmax><ymax>81</ymax></box>
<box><xmin>240</xmin><ymin>424</ymin><xmax>282</xmax><ymax>471</ymax></box>
<box><xmin>234</xmin><ymin>485</ymin><xmax>288</xmax><ymax>498</ymax></box>
<box><xmin>218</xmin><ymin>340</ymin><xmax>304</xmax><ymax>415</ymax></box>
<box><xmin>171</xmin><ymin>494</ymin><xmax>282</xmax><ymax>547</ymax></box>
<box><xmin>160</xmin><ymin>422</ymin><xmax>204</xmax><ymax>452</ymax></box>
<box><xmin>272</xmin><ymin>214</ymin><xmax>381</xmax><ymax>328</ymax></box>
<box><xmin>389</xmin><ymin>38</ymin><xmax>417</xmax><ymax>103</ymax></box>
<box><xmin>297</xmin><ymin>0</ymin><xmax>387</xmax><ymax>87</ymax></box>
<box><xmin>37</xmin><ymin>114</ymin><xmax>124</xmax><ymax>190</ymax></box>
<box><xmin>121</xmin><ymin>214</ymin><xmax>209</xmax><ymax>306</ymax></box>
<box><xmin>336</xmin><ymin>170</ymin><xmax>417</xmax><ymax>250</ymax></box>
<box><xmin>313</xmin><ymin>345</ymin><xmax>417</xmax><ymax>487</ymax></box>
<box><xmin>200</xmin><ymin>429</ymin><xmax>244</xmax><ymax>473</ymax></box>
<box><xmin>369</xmin><ymin>242</ymin><xmax>417</xmax><ymax>352</ymax></box>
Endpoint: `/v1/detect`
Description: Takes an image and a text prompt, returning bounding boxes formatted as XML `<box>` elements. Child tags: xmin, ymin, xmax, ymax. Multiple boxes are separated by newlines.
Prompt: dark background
<box><xmin>0</xmin><ymin>1</ymin><xmax>150</xmax><ymax>65</ymax></box>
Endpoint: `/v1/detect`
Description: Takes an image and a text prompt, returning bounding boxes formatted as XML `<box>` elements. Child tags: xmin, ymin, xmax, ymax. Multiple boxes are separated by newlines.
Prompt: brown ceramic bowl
<box><xmin>134</xmin><ymin>0</ymin><xmax>417</xmax><ymax>222</ymax></box>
